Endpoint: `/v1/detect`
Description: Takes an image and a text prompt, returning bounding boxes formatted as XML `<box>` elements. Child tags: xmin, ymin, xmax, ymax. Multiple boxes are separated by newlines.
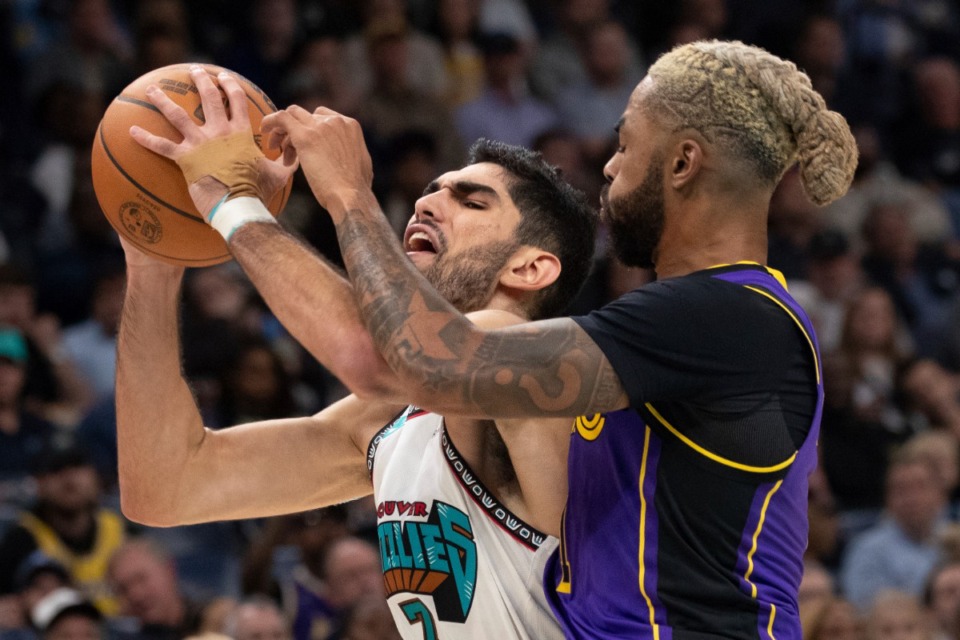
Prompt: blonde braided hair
<box><xmin>645</xmin><ymin>40</ymin><xmax>858</xmax><ymax>206</ymax></box>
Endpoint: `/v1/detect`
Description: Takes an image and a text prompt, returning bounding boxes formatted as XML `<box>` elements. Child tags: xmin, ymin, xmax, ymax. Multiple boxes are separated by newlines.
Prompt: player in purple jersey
<box><xmin>168</xmin><ymin>40</ymin><xmax>858</xmax><ymax>638</ymax></box>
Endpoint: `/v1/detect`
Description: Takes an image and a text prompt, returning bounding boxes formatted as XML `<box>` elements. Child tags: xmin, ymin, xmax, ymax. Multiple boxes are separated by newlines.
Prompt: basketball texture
<box><xmin>91</xmin><ymin>63</ymin><xmax>292</xmax><ymax>266</ymax></box>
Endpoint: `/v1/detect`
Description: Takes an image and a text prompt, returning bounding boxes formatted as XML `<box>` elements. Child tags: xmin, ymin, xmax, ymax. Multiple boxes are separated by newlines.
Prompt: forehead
<box><xmin>434</xmin><ymin>162</ymin><xmax>511</xmax><ymax>195</ymax></box>
<box><xmin>618</xmin><ymin>77</ymin><xmax>653</xmax><ymax>131</ymax></box>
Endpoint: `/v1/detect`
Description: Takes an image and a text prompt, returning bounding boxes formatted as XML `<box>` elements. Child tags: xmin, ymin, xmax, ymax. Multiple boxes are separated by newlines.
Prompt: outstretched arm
<box><xmin>265</xmin><ymin>108</ymin><xmax>629</xmax><ymax>419</ymax></box>
<box><xmin>128</xmin><ymin>65</ymin><xmax>403</xmax><ymax>400</ymax></box>
<box><xmin>116</xmin><ymin>245</ymin><xmax>399</xmax><ymax>526</ymax></box>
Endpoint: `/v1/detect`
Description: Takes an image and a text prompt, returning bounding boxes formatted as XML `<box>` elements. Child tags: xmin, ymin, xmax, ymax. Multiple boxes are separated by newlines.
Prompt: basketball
<box><xmin>91</xmin><ymin>63</ymin><xmax>292</xmax><ymax>267</ymax></box>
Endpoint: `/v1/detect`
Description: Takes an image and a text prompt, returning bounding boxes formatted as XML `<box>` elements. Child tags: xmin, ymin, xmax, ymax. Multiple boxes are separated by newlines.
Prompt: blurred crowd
<box><xmin>2</xmin><ymin>0</ymin><xmax>960</xmax><ymax>638</ymax></box>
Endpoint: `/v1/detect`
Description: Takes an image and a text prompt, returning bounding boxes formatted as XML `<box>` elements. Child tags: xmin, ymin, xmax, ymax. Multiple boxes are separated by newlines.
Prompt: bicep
<box><xmin>174</xmin><ymin>395</ymin><xmax>403</xmax><ymax>523</ymax></box>
<box><xmin>410</xmin><ymin>318</ymin><xmax>628</xmax><ymax>419</ymax></box>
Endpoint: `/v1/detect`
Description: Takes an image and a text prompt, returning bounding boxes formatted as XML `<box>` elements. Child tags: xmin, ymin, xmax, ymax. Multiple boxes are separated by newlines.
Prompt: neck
<box><xmin>483</xmin><ymin>290</ymin><xmax>532</xmax><ymax>320</ymax></box>
<box><xmin>654</xmin><ymin>194</ymin><xmax>769</xmax><ymax>279</ymax></box>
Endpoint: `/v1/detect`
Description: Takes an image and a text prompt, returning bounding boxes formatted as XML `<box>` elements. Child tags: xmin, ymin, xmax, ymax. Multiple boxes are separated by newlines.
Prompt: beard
<box><xmin>601</xmin><ymin>156</ymin><xmax>665</xmax><ymax>269</ymax></box>
<box><xmin>420</xmin><ymin>238</ymin><xmax>520</xmax><ymax>314</ymax></box>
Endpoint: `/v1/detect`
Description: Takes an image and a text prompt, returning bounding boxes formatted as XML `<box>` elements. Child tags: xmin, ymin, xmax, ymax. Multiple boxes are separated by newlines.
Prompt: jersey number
<box><xmin>399</xmin><ymin>599</ymin><xmax>438</xmax><ymax>640</ymax></box>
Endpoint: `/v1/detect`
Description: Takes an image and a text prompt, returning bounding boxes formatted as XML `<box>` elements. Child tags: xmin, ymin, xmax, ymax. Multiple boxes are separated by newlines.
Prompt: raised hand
<box><xmin>129</xmin><ymin>65</ymin><xmax>296</xmax><ymax>219</ymax></box>
<box><xmin>261</xmin><ymin>105</ymin><xmax>373</xmax><ymax>220</ymax></box>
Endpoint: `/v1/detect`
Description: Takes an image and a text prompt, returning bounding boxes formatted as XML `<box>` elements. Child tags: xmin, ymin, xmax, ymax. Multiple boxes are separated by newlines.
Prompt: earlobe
<box><xmin>501</xmin><ymin>249</ymin><xmax>562</xmax><ymax>292</ymax></box>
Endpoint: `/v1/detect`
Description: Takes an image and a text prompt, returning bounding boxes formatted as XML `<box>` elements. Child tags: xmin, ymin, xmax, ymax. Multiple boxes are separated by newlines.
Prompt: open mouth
<box><xmin>407</xmin><ymin>231</ymin><xmax>437</xmax><ymax>253</ymax></box>
<box><xmin>404</xmin><ymin>224</ymin><xmax>441</xmax><ymax>255</ymax></box>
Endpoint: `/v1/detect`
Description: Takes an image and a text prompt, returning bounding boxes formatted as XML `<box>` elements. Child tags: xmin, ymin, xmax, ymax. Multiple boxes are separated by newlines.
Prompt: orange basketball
<box><xmin>91</xmin><ymin>63</ymin><xmax>292</xmax><ymax>266</ymax></box>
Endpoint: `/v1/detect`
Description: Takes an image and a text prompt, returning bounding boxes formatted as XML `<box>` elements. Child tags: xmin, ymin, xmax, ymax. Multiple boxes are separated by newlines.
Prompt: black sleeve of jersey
<box><xmin>574</xmin><ymin>274</ymin><xmax>808</xmax><ymax>410</ymax></box>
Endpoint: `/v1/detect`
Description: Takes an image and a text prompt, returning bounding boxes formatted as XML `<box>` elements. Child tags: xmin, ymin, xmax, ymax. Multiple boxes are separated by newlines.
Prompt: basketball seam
<box><xmin>116</xmin><ymin>85</ymin><xmax>268</xmax><ymax>117</ymax></box>
<box><xmin>98</xmin><ymin>69</ymin><xmax>287</xmax><ymax>265</ymax></box>
<box><xmin>97</xmin><ymin>125</ymin><xmax>205</xmax><ymax>224</ymax></box>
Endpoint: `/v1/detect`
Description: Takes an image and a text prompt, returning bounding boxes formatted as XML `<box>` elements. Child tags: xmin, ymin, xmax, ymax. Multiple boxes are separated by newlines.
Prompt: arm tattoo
<box><xmin>336</xmin><ymin>210</ymin><xmax>627</xmax><ymax>417</ymax></box>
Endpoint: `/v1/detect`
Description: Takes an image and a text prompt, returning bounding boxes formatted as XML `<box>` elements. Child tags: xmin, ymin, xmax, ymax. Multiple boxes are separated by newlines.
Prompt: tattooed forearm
<box><xmin>335</xmin><ymin>208</ymin><xmax>628</xmax><ymax>418</ymax></box>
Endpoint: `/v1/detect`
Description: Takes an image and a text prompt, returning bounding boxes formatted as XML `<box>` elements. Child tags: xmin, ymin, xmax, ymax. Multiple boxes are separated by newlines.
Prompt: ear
<box><xmin>499</xmin><ymin>247</ymin><xmax>562</xmax><ymax>292</ymax></box>
<box><xmin>670</xmin><ymin>138</ymin><xmax>704</xmax><ymax>189</ymax></box>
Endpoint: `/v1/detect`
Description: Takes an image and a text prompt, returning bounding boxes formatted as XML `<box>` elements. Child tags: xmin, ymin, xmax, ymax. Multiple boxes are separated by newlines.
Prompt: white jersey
<box><xmin>368</xmin><ymin>406</ymin><xmax>563</xmax><ymax>640</ymax></box>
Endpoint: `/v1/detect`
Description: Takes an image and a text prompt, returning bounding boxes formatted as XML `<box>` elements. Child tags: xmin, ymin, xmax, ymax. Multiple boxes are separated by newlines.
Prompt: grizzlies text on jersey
<box><xmin>369</xmin><ymin>408</ymin><xmax>563</xmax><ymax>639</ymax></box>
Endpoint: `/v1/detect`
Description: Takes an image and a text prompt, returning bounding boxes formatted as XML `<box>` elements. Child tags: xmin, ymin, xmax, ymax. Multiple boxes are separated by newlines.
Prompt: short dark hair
<box><xmin>467</xmin><ymin>139</ymin><xmax>597</xmax><ymax>319</ymax></box>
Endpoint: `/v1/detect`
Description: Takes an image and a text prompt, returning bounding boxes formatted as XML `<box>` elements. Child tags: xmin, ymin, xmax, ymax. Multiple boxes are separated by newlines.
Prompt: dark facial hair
<box><xmin>601</xmin><ymin>154</ymin><xmax>665</xmax><ymax>269</ymax></box>
<box><xmin>421</xmin><ymin>238</ymin><xmax>520</xmax><ymax>313</ymax></box>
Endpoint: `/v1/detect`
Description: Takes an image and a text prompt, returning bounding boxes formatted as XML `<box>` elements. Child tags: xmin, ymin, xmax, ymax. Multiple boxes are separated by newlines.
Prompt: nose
<box><xmin>603</xmin><ymin>152</ymin><xmax>620</xmax><ymax>183</ymax></box>
<box><xmin>413</xmin><ymin>190</ymin><xmax>444</xmax><ymax>223</ymax></box>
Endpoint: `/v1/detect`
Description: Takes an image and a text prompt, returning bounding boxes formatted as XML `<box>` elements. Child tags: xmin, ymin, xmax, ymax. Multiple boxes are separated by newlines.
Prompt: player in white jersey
<box><xmin>115</xmin><ymin>66</ymin><xmax>597</xmax><ymax>640</ymax></box>
<box><xmin>370</xmin><ymin>407</ymin><xmax>560</xmax><ymax>639</ymax></box>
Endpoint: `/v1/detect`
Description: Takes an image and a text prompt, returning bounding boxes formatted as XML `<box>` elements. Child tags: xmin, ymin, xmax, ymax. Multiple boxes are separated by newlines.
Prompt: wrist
<box><xmin>125</xmin><ymin>264</ymin><xmax>185</xmax><ymax>301</ymax></box>
<box><xmin>326</xmin><ymin>189</ymin><xmax>377</xmax><ymax>224</ymax></box>
<box><xmin>208</xmin><ymin>197</ymin><xmax>277</xmax><ymax>241</ymax></box>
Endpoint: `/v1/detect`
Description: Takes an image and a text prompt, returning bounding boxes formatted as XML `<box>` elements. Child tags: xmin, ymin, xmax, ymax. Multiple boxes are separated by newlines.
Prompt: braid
<box><xmin>646</xmin><ymin>40</ymin><xmax>857</xmax><ymax>206</ymax></box>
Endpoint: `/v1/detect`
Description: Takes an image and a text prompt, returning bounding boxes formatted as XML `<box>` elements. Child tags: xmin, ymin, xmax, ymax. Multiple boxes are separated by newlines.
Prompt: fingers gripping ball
<box><xmin>91</xmin><ymin>63</ymin><xmax>292</xmax><ymax>266</ymax></box>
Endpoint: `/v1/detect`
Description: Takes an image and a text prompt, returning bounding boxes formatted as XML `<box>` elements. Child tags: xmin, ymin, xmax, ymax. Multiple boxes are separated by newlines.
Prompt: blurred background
<box><xmin>2</xmin><ymin>0</ymin><xmax>960</xmax><ymax>638</ymax></box>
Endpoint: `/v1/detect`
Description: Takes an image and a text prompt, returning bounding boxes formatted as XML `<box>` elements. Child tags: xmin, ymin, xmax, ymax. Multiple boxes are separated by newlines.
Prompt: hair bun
<box><xmin>796</xmin><ymin>109</ymin><xmax>858</xmax><ymax>206</ymax></box>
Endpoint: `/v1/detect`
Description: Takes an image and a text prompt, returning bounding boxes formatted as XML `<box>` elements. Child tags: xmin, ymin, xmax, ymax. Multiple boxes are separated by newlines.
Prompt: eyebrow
<box><xmin>614</xmin><ymin>117</ymin><xmax>625</xmax><ymax>134</ymax></box>
<box><xmin>422</xmin><ymin>180</ymin><xmax>501</xmax><ymax>201</ymax></box>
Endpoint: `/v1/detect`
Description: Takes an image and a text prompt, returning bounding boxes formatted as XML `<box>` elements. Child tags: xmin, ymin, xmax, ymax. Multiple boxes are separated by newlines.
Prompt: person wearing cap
<box><xmin>0</xmin><ymin>553</ymin><xmax>71</xmax><ymax>640</ymax></box>
<box><xmin>30</xmin><ymin>588</ymin><xmax>102</xmax><ymax>640</ymax></box>
<box><xmin>0</xmin><ymin>444</ymin><xmax>124</xmax><ymax>617</ymax></box>
<box><xmin>17</xmin><ymin>552</ymin><xmax>73</xmax><ymax>621</ymax></box>
<box><xmin>0</xmin><ymin>326</ymin><xmax>59</xmax><ymax>492</ymax></box>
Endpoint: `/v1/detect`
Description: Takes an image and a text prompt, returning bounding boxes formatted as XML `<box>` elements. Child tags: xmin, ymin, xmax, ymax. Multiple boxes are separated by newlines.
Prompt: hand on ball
<box><xmin>130</xmin><ymin>66</ymin><xmax>296</xmax><ymax>219</ymax></box>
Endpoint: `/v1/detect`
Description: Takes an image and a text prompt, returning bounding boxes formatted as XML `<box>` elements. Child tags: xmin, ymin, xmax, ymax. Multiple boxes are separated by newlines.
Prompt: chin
<box><xmin>406</xmin><ymin>251</ymin><xmax>437</xmax><ymax>270</ymax></box>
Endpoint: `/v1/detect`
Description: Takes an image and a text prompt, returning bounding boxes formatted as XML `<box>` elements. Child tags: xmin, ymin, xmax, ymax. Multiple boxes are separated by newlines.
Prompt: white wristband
<box><xmin>206</xmin><ymin>197</ymin><xmax>277</xmax><ymax>241</ymax></box>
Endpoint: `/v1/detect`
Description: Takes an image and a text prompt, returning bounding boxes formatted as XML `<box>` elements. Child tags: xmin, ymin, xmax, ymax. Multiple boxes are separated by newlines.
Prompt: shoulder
<box><xmin>575</xmin><ymin>270</ymin><xmax>759</xmax><ymax>335</ymax></box>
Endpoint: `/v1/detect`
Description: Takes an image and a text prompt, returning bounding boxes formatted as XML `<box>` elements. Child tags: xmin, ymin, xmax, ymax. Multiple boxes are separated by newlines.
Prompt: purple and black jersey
<box><xmin>546</xmin><ymin>264</ymin><xmax>822</xmax><ymax>639</ymax></box>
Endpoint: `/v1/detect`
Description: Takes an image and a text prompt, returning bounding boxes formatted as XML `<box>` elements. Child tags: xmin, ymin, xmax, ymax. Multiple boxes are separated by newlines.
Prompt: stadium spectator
<box><xmin>900</xmin><ymin>359</ymin><xmax>960</xmax><ymax>436</ymax></box>
<box><xmin>840</xmin><ymin>452</ymin><xmax>950</xmax><ymax>609</ymax></box>
<box><xmin>341</xmin><ymin>0</ymin><xmax>448</xmax><ymax>101</ymax></box>
<box><xmin>60</xmin><ymin>264</ymin><xmax>124</xmax><ymax>402</ymax></box>
<box><xmin>794</xmin><ymin>229</ymin><xmax>865</xmax><ymax>353</ymax></box>
<box><xmin>530</xmin><ymin>0</ymin><xmax>642</xmax><ymax>102</ymax></box>
<box><xmin>860</xmin><ymin>202</ymin><xmax>960</xmax><ymax>355</ymax></box>
<box><xmin>555</xmin><ymin>20</ymin><xmax>642</xmax><ymax>162</ymax></box>
<box><xmin>0</xmin><ymin>265</ymin><xmax>91</xmax><ymax>425</ymax></box>
<box><xmin>924</xmin><ymin>560</ymin><xmax>960</xmax><ymax>640</ymax></box>
<box><xmin>0</xmin><ymin>553</ymin><xmax>71</xmax><ymax>640</ymax></box>
<box><xmin>455</xmin><ymin>32</ymin><xmax>558</xmax><ymax>148</ymax></box>
<box><xmin>835</xmin><ymin>287</ymin><xmax>913</xmax><ymax>429</ymax></box>
<box><xmin>30</xmin><ymin>588</ymin><xmax>103</xmax><ymax>640</ymax></box>
<box><xmin>862</xmin><ymin>589</ymin><xmax>931</xmax><ymax>640</ymax></box>
<box><xmin>429</xmin><ymin>0</ymin><xmax>484</xmax><ymax>107</ymax></box>
<box><xmin>0</xmin><ymin>327</ymin><xmax>61</xmax><ymax>505</ymax></box>
<box><xmin>221</xmin><ymin>596</ymin><xmax>290</xmax><ymax>640</ymax></box>
<box><xmin>107</xmin><ymin>538</ymin><xmax>231</xmax><ymax>640</ymax></box>
<box><xmin>0</xmin><ymin>444</ymin><xmax>124</xmax><ymax>616</ymax></box>
<box><xmin>821</xmin><ymin>125</ymin><xmax>953</xmax><ymax>250</ymax></box>
<box><xmin>798</xmin><ymin>596</ymin><xmax>862</xmax><ymax>640</ymax></box>
<box><xmin>356</xmin><ymin>16</ymin><xmax>464</xmax><ymax>171</ymax></box>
